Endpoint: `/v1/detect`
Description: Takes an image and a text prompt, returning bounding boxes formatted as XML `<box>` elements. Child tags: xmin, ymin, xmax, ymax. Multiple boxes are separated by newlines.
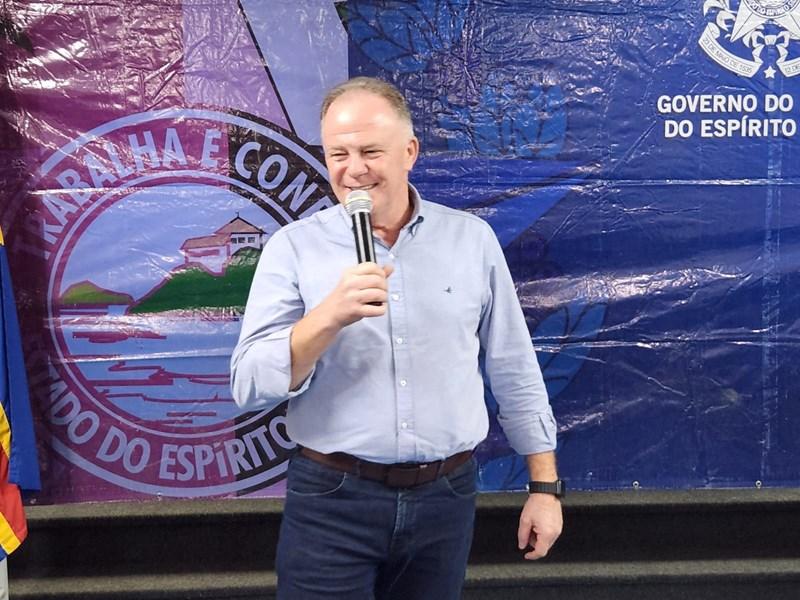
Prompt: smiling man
<box><xmin>230</xmin><ymin>77</ymin><xmax>562</xmax><ymax>600</ymax></box>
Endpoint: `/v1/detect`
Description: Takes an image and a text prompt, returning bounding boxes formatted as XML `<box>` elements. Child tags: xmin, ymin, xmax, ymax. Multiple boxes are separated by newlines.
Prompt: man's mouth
<box><xmin>347</xmin><ymin>184</ymin><xmax>377</xmax><ymax>192</ymax></box>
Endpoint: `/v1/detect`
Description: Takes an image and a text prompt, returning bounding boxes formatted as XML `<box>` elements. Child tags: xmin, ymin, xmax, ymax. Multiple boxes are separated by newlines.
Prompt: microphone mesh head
<box><xmin>344</xmin><ymin>190</ymin><xmax>373</xmax><ymax>216</ymax></box>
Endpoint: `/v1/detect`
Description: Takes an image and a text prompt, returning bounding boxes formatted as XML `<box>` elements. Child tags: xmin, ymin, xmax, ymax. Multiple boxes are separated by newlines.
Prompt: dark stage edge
<box><xmin>10</xmin><ymin>488</ymin><xmax>800</xmax><ymax>599</ymax></box>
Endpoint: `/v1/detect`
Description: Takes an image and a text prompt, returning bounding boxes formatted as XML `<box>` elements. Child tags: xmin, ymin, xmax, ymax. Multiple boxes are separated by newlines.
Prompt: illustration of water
<box><xmin>58</xmin><ymin>309</ymin><xmax>244</xmax><ymax>430</ymax></box>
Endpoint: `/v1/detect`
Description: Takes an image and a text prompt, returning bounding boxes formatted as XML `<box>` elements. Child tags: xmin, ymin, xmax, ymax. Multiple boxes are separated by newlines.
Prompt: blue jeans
<box><xmin>276</xmin><ymin>453</ymin><xmax>477</xmax><ymax>599</ymax></box>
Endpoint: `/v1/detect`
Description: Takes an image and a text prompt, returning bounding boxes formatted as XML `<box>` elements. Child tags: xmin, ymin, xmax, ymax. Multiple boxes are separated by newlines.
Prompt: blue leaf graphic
<box><xmin>437</xmin><ymin>81</ymin><xmax>568</xmax><ymax>157</ymax></box>
<box><xmin>347</xmin><ymin>0</ymin><xmax>466</xmax><ymax>73</ymax></box>
<box><xmin>537</xmin><ymin>88</ymin><xmax>567</xmax><ymax>157</ymax></box>
<box><xmin>436</xmin><ymin>0</ymin><xmax>466</xmax><ymax>48</ymax></box>
<box><xmin>473</xmin><ymin>125</ymin><xmax>500</xmax><ymax>156</ymax></box>
<box><xmin>536</xmin><ymin>302</ymin><xmax>607</xmax><ymax>398</ymax></box>
<box><xmin>380</xmin><ymin>5</ymin><xmax>416</xmax><ymax>51</ymax></box>
<box><xmin>413</xmin><ymin>155</ymin><xmax>586</xmax><ymax>208</ymax></box>
<box><xmin>535</xmin><ymin>306</ymin><xmax>570</xmax><ymax>343</ymax></box>
<box><xmin>361</xmin><ymin>39</ymin><xmax>420</xmax><ymax>72</ymax></box>
<box><xmin>482</xmin><ymin>182</ymin><xmax>586</xmax><ymax>248</ymax></box>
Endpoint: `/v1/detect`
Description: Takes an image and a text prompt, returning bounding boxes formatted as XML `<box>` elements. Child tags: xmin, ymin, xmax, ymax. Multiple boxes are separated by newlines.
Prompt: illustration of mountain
<box><xmin>61</xmin><ymin>281</ymin><xmax>134</xmax><ymax>307</ymax></box>
<box><xmin>129</xmin><ymin>247</ymin><xmax>260</xmax><ymax>315</ymax></box>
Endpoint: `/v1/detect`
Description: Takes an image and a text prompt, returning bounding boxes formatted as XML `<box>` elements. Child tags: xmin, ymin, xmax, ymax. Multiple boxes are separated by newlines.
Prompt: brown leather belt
<box><xmin>298</xmin><ymin>447</ymin><xmax>473</xmax><ymax>489</ymax></box>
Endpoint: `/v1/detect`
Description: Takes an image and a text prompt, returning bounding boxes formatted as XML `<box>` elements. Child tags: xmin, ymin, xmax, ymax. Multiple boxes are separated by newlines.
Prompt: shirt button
<box><xmin>389</xmin><ymin>253</ymin><xmax>396</xmax><ymax>260</ymax></box>
<box><xmin>400</xmin><ymin>422</ymin><xmax>408</xmax><ymax>429</ymax></box>
<box><xmin>391</xmin><ymin>294</ymin><xmax>400</xmax><ymax>301</ymax></box>
<box><xmin>399</xmin><ymin>379</ymin><xmax>408</xmax><ymax>387</ymax></box>
<box><xmin>396</xmin><ymin>337</ymin><xmax>404</xmax><ymax>345</ymax></box>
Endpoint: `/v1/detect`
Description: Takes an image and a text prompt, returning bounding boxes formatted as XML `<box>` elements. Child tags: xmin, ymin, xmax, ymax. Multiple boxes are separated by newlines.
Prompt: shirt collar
<box><xmin>335</xmin><ymin>185</ymin><xmax>427</xmax><ymax>236</ymax></box>
<box><xmin>405</xmin><ymin>184</ymin><xmax>426</xmax><ymax>236</ymax></box>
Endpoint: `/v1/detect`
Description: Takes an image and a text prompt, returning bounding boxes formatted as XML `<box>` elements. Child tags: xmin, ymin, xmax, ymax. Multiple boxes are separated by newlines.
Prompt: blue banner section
<box><xmin>4</xmin><ymin>0</ymin><xmax>800</xmax><ymax>500</ymax></box>
<box><xmin>345</xmin><ymin>0</ymin><xmax>800</xmax><ymax>490</ymax></box>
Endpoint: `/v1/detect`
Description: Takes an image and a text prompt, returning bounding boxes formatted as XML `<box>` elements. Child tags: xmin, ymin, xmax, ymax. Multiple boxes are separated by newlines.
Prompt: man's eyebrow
<box><xmin>325</xmin><ymin>143</ymin><xmax>384</xmax><ymax>153</ymax></box>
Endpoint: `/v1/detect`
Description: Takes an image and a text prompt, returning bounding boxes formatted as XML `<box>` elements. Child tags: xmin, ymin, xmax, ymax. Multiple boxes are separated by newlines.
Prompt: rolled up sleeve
<box><xmin>230</xmin><ymin>230</ymin><xmax>309</xmax><ymax>411</ymax></box>
<box><xmin>478</xmin><ymin>226</ymin><xmax>557</xmax><ymax>456</ymax></box>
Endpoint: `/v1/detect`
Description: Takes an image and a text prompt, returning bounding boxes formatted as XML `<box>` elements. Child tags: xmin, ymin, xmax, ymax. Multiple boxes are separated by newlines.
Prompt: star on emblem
<box><xmin>765</xmin><ymin>65</ymin><xmax>777</xmax><ymax>77</ymax></box>
<box><xmin>731</xmin><ymin>0</ymin><xmax>800</xmax><ymax>42</ymax></box>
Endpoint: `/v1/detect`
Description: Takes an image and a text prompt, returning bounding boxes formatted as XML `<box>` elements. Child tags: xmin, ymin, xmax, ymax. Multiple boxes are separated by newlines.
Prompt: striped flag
<box><xmin>0</xmin><ymin>227</ymin><xmax>40</xmax><ymax>557</ymax></box>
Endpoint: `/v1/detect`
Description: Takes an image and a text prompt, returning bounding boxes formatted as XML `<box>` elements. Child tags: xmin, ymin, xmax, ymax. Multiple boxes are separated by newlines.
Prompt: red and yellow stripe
<box><xmin>0</xmin><ymin>402</ymin><xmax>26</xmax><ymax>556</ymax></box>
<box><xmin>0</xmin><ymin>226</ymin><xmax>29</xmax><ymax>556</ymax></box>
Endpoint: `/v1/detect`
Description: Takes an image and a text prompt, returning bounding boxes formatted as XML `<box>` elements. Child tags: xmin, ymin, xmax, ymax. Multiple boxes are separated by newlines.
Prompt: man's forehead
<box><xmin>323</xmin><ymin>91</ymin><xmax>400</xmax><ymax>129</ymax></box>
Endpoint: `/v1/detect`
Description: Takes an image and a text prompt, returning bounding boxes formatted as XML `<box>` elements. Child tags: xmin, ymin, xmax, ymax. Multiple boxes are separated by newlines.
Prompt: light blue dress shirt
<box><xmin>230</xmin><ymin>187</ymin><xmax>556</xmax><ymax>463</ymax></box>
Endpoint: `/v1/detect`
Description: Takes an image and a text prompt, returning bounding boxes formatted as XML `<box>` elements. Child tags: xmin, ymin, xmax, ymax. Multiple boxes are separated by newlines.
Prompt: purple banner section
<box><xmin>1</xmin><ymin>1</ymin><xmax>334</xmax><ymax>503</ymax></box>
<box><xmin>183</xmin><ymin>0</ymin><xmax>290</xmax><ymax>130</ymax></box>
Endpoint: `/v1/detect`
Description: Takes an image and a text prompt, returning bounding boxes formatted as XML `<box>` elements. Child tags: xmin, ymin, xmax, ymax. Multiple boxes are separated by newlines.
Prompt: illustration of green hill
<box><xmin>61</xmin><ymin>281</ymin><xmax>134</xmax><ymax>307</ymax></box>
<box><xmin>129</xmin><ymin>247</ymin><xmax>260</xmax><ymax>314</ymax></box>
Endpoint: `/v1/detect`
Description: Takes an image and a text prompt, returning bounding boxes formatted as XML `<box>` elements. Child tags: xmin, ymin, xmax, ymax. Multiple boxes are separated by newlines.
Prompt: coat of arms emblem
<box><xmin>700</xmin><ymin>0</ymin><xmax>800</xmax><ymax>77</ymax></box>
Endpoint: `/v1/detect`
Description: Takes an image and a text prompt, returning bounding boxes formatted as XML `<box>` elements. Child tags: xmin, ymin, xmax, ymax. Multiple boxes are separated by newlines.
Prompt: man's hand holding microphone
<box><xmin>289</xmin><ymin>190</ymin><xmax>391</xmax><ymax>389</ymax></box>
<box><xmin>321</xmin><ymin>188</ymin><xmax>393</xmax><ymax>325</ymax></box>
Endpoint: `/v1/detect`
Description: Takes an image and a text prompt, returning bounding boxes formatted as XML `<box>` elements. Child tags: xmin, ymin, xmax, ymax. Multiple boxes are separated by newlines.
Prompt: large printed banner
<box><xmin>1</xmin><ymin>0</ymin><xmax>799</xmax><ymax>502</ymax></box>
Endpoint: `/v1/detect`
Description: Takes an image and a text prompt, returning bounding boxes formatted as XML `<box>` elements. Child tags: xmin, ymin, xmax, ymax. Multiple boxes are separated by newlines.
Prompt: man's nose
<box><xmin>346</xmin><ymin>155</ymin><xmax>368</xmax><ymax>177</ymax></box>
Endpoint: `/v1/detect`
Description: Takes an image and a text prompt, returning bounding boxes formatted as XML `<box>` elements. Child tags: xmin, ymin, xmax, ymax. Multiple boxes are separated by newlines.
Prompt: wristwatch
<box><xmin>527</xmin><ymin>480</ymin><xmax>566</xmax><ymax>498</ymax></box>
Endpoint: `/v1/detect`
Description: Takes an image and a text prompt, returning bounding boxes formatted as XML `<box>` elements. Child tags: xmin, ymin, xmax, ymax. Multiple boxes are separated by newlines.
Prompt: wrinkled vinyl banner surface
<box><xmin>1</xmin><ymin>0</ymin><xmax>799</xmax><ymax>502</ymax></box>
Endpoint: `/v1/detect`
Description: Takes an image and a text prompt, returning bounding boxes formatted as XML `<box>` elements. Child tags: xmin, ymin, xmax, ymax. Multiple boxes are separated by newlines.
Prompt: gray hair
<box><xmin>320</xmin><ymin>77</ymin><xmax>414</xmax><ymax>135</ymax></box>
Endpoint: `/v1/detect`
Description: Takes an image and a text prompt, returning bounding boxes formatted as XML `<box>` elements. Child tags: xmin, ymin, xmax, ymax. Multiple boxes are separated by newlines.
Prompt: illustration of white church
<box><xmin>180</xmin><ymin>215</ymin><xmax>267</xmax><ymax>275</ymax></box>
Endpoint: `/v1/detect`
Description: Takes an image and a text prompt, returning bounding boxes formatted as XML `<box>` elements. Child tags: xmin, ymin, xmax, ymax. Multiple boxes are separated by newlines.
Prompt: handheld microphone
<box><xmin>344</xmin><ymin>190</ymin><xmax>383</xmax><ymax>307</ymax></box>
<box><xmin>344</xmin><ymin>190</ymin><xmax>377</xmax><ymax>264</ymax></box>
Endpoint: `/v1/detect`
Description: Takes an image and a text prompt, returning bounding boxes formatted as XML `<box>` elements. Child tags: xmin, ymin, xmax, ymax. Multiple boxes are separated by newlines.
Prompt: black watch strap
<box><xmin>527</xmin><ymin>479</ymin><xmax>565</xmax><ymax>498</ymax></box>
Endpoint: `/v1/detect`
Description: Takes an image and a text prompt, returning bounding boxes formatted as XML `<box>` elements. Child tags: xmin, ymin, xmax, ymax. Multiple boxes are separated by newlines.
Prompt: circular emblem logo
<box><xmin>36</xmin><ymin>109</ymin><xmax>333</xmax><ymax>497</ymax></box>
<box><xmin>743</xmin><ymin>0</ymin><xmax>800</xmax><ymax>18</ymax></box>
<box><xmin>700</xmin><ymin>0</ymin><xmax>800</xmax><ymax>78</ymax></box>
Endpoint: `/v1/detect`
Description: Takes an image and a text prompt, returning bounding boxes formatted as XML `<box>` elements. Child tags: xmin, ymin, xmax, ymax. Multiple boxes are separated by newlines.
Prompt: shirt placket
<box><xmin>385</xmin><ymin>244</ymin><xmax>416</xmax><ymax>461</ymax></box>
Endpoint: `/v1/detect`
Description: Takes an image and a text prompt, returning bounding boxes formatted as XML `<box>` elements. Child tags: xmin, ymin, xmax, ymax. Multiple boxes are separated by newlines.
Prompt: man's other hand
<box><xmin>517</xmin><ymin>492</ymin><xmax>563</xmax><ymax>560</ymax></box>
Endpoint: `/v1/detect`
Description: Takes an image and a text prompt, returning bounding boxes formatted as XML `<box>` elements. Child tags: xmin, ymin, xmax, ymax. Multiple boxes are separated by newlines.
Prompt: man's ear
<box><xmin>405</xmin><ymin>136</ymin><xmax>419</xmax><ymax>171</ymax></box>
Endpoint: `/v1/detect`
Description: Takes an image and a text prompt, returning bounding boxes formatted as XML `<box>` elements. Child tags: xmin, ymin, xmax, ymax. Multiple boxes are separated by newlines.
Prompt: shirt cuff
<box><xmin>500</xmin><ymin>409</ymin><xmax>558</xmax><ymax>456</ymax></box>
<box><xmin>287</xmin><ymin>365</ymin><xmax>315</xmax><ymax>398</ymax></box>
